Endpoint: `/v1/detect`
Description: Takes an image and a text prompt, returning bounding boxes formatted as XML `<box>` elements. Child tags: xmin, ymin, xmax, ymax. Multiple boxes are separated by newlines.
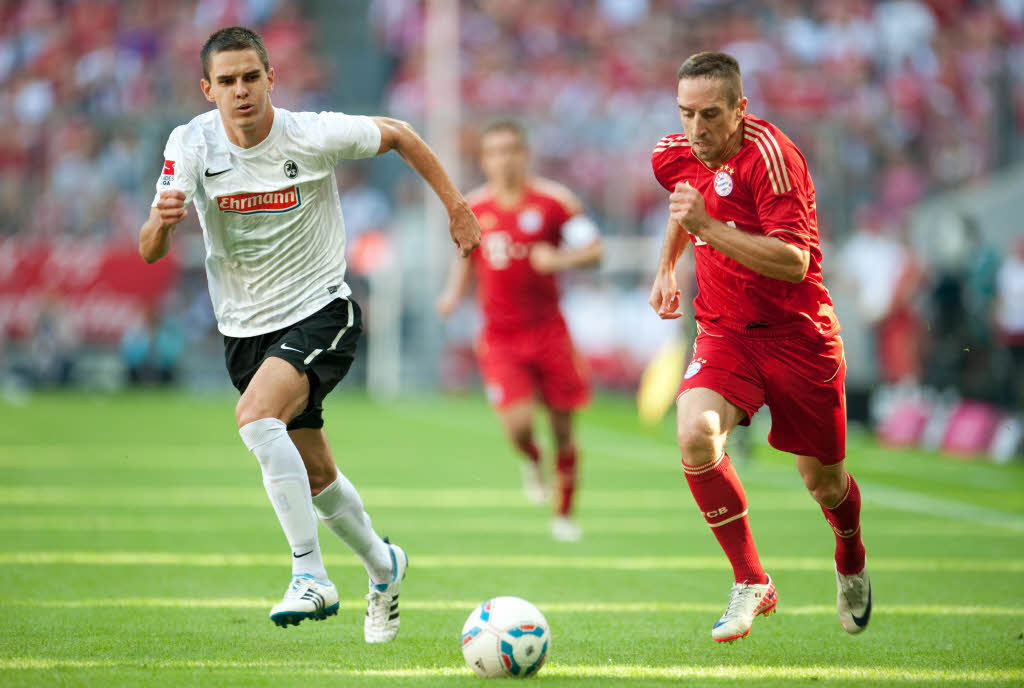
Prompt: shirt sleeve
<box><xmin>317</xmin><ymin>112</ymin><xmax>382</xmax><ymax>165</ymax></box>
<box><xmin>560</xmin><ymin>214</ymin><xmax>600</xmax><ymax>249</ymax></box>
<box><xmin>651</xmin><ymin>134</ymin><xmax>689</xmax><ymax>191</ymax></box>
<box><xmin>151</xmin><ymin>125</ymin><xmax>198</xmax><ymax>208</ymax></box>
<box><xmin>748</xmin><ymin>141</ymin><xmax>812</xmax><ymax>251</ymax></box>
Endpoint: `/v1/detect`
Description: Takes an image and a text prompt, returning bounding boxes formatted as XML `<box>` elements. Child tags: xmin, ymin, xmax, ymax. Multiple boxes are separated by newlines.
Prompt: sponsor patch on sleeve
<box><xmin>161</xmin><ymin>160</ymin><xmax>175</xmax><ymax>186</ymax></box>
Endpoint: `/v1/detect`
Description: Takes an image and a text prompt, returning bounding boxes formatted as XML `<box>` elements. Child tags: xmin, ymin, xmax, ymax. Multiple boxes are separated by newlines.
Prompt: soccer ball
<box><xmin>460</xmin><ymin>596</ymin><xmax>550</xmax><ymax>678</ymax></box>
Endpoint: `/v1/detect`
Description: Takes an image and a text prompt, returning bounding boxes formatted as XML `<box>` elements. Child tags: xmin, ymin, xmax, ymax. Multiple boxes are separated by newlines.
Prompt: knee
<box><xmin>507</xmin><ymin>423</ymin><xmax>534</xmax><ymax>450</ymax></box>
<box><xmin>677</xmin><ymin>411</ymin><xmax>722</xmax><ymax>466</ymax></box>
<box><xmin>236</xmin><ymin>394</ymin><xmax>301</xmax><ymax>429</ymax></box>
<box><xmin>551</xmin><ymin>425</ymin><xmax>573</xmax><ymax>451</ymax></box>
<box><xmin>236</xmin><ymin>397</ymin><xmax>275</xmax><ymax>429</ymax></box>
<box><xmin>802</xmin><ymin>470</ymin><xmax>845</xmax><ymax>507</ymax></box>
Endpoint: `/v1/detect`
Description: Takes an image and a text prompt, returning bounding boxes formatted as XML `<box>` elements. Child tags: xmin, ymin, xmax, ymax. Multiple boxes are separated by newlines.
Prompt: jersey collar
<box><xmin>220</xmin><ymin>106</ymin><xmax>283</xmax><ymax>158</ymax></box>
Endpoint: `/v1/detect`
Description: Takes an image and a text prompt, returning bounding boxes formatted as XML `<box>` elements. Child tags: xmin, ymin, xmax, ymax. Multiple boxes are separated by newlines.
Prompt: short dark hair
<box><xmin>480</xmin><ymin>119</ymin><xmax>528</xmax><ymax>147</ymax></box>
<box><xmin>200</xmin><ymin>27</ymin><xmax>270</xmax><ymax>81</ymax></box>
<box><xmin>677</xmin><ymin>52</ymin><xmax>744</xmax><ymax>107</ymax></box>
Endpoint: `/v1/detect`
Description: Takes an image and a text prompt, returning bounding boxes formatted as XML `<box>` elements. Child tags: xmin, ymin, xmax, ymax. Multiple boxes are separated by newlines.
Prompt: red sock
<box><xmin>515</xmin><ymin>438</ymin><xmax>541</xmax><ymax>466</ymax></box>
<box><xmin>684</xmin><ymin>452</ymin><xmax>767</xmax><ymax>584</ymax></box>
<box><xmin>821</xmin><ymin>473</ymin><xmax>866</xmax><ymax>575</ymax></box>
<box><xmin>555</xmin><ymin>446</ymin><xmax>578</xmax><ymax>516</ymax></box>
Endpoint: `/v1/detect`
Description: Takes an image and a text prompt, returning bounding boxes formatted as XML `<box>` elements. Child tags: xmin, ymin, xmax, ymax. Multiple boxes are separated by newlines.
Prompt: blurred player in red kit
<box><xmin>438</xmin><ymin>121</ymin><xmax>603</xmax><ymax>542</ymax></box>
<box><xmin>649</xmin><ymin>53</ymin><xmax>870</xmax><ymax>641</ymax></box>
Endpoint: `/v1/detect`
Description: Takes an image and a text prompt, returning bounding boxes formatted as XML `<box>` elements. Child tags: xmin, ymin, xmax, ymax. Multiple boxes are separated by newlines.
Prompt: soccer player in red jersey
<box><xmin>649</xmin><ymin>53</ymin><xmax>870</xmax><ymax>642</ymax></box>
<box><xmin>438</xmin><ymin>120</ymin><xmax>603</xmax><ymax>542</ymax></box>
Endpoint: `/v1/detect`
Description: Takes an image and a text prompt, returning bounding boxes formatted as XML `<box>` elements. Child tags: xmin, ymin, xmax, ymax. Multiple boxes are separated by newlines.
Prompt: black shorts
<box><xmin>223</xmin><ymin>298</ymin><xmax>363</xmax><ymax>430</ymax></box>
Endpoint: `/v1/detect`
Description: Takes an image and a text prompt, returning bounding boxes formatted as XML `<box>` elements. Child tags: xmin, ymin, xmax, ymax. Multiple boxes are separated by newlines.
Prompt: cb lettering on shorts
<box><xmin>705</xmin><ymin>506</ymin><xmax>728</xmax><ymax>519</ymax></box>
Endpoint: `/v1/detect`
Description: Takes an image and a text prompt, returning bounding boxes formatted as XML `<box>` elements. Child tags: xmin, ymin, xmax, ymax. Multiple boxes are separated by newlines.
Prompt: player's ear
<box><xmin>266</xmin><ymin>66</ymin><xmax>274</xmax><ymax>92</ymax></box>
<box><xmin>200</xmin><ymin>79</ymin><xmax>215</xmax><ymax>103</ymax></box>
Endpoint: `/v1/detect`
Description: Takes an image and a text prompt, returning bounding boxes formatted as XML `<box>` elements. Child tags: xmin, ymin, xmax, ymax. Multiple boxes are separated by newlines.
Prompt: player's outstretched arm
<box><xmin>372</xmin><ymin>117</ymin><xmax>481</xmax><ymax>257</ymax></box>
<box><xmin>139</xmin><ymin>190</ymin><xmax>187</xmax><ymax>264</ymax></box>
<box><xmin>437</xmin><ymin>255</ymin><xmax>474</xmax><ymax>319</ymax></box>
<box><xmin>529</xmin><ymin>237</ymin><xmax>602</xmax><ymax>275</ymax></box>
<box><xmin>650</xmin><ymin>215</ymin><xmax>690</xmax><ymax>320</ymax></box>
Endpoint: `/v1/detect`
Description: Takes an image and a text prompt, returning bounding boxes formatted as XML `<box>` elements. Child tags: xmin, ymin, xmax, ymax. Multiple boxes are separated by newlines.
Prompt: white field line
<box><xmin>2</xmin><ymin>551</ymin><xmax>1021</xmax><ymax>572</ymax></box>
<box><xmin>2</xmin><ymin>597</ymin><xmax>1020</xmax><ymax>617</ymax></box>
<box><xmin>0</xmin><ymin>658</ymin><xmax>1020</xmax><ymax>682</ymax></box>
<box><xmin>0</xmin><ymin>514</ymin><xmax>1014</xmax><ymax>537</ymax></box>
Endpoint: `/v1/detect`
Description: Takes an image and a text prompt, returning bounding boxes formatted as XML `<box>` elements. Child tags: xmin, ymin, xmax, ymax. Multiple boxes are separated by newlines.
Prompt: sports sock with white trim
<box><xmin>555</xmin><ymin>446</ymin><xmax>578</xmax><ymax>516</ymax></box>
<box><xmin>684</xmin><ymin>452</ymin><xmax>767</xmax><ymax>584</ymax></box>
<box><xmin>821</xmin><ymin>472</ymin><xmax>866</xmax><ymax>575</ymax></box>
<box><xmin>239</xmin><ymin>417</ymin><xmax>329</xmax><ymax>582</ymax></box>
<box><xmin>312</xmin><ymin>472</ymin><xmax>393</xmax><ymax>584</ymax></box>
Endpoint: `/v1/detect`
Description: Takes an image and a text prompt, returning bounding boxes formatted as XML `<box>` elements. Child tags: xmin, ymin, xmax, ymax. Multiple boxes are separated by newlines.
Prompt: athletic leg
<box><xmin>678</xmin><ymin>387</ymin><xmax>776</xmax><ymax>642</ymax></box>
<box><xmin>236</xmin><ymin>357</ymin><xmax>338</xmax><ymax>626</ymax></box>
<box><xmin>236</xmin><ymin>357</ymin><xmax>328</xmax><ymax>582</ymax></box>
<box><xmin>290</xmin><ymin>427</ymin><xmax>393</xmax><ymax>584</ymax></box>
<box><xmin>534</xmin><ymin>322</ymin><xmax>590</xmax><ymax>534</ymax></box>
<box><xmin>290</xmin><ymin>427</ymin><xmax>407</xmax><ymax>642</ymax></box>
<box><xmin>796</xmin><ymin>456</ymin><xmax>865</xmax><ymax>574</ymax></box>
<box><xmin>497</xmin><ymin>400</ymin><xmax>549</xmax><ymax>506</ymax></box>
<box><xmin>677</xmin><ymin>387</ymin><xmax>765</xmax><ymax>584</ymax></box>
<box><xmin>547</xmin><ymin>408</ymin><xmax>581</xmax><ymax>541</ymax></box>
<box><xmin>797</xmin><ymin>455</ymin><xmax>871</xmax><ymax>633</ymax></box>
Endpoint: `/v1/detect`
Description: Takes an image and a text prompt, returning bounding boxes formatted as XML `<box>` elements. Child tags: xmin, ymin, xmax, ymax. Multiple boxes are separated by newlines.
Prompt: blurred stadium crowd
<box><xmin>0</xmin><ymin>0</ymin><xmax>1022</xmax><ymax>455</ymax></box>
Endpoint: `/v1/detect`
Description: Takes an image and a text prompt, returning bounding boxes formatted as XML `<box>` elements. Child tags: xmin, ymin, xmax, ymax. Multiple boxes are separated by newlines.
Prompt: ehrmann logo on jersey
<box><xmin>217</xmin><ymin>186</ymin><xmax>302</xmax><ymax>215</ymax></box>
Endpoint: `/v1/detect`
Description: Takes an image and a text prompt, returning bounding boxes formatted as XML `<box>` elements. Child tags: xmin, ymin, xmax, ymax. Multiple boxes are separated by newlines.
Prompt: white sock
<box><xmin>239</xmin><ymin>418</ymin><xmax>329</xmax><ymax>582</ymax></box>
<box><xmin>312</xmin><ymin>473</ymin><xmax>393</xmax><ymax>584</ymax></box>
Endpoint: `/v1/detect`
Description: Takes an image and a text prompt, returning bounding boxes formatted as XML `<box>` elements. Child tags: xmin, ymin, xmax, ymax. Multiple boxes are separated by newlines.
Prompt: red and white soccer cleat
<box><xmin>711</xmin><ymin>575</ymin><xmax>777</xmax><ymax>642</ymax></box>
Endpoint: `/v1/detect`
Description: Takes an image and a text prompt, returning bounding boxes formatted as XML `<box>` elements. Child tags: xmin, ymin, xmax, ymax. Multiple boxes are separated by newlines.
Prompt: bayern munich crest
<box><xmin>517</xmin><ymin>208</ymin><xmax>543</xmax><ymax>234</ymax></box>
<box><xmin>684</xmin><ymin>359</ymin><xmax>703</xmax><ymax>379</ymax></box>
<box><xmin>714</xmin><ymin>169</ymin><xmax>734</xmax><ymax>197</ymax></box>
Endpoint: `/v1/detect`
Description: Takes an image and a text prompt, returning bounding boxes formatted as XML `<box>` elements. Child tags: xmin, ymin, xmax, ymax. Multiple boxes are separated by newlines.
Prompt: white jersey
<box><xmin>153</xmin><ymin>107</ymin><xmax>381</xmax><ymax>337</ymax></box>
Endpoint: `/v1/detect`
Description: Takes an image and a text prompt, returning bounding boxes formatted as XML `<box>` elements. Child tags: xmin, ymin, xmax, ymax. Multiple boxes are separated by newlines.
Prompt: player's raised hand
<box><xmin>669</xmin><ymin>181</ymin><xmax>710</xmax><ymax>237</ymax></box>
<box><xmin>649</xmin><ymin>271</ymin><xmax>683</xmax><ymax>320</ymax></box>
<box><xmin>156</xmin><ymin>190</ymin><xmax>188</xmax><ymax>227</ymax></box>
<box><xmin>449</xmin><ymin>202</ymin><xmax>482</xmax><ymax>257</ymax></box>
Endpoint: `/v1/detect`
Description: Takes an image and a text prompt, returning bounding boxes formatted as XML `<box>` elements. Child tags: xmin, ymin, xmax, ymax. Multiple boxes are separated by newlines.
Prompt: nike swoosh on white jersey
<box><xmin>280</xmin><ymin>343</ymin><xmax>303</xmax><ymax>353</ymax></box>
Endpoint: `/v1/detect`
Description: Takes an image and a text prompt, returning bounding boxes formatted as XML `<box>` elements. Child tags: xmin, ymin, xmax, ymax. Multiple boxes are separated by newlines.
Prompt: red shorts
<box><xmin>477</xmin><ymin>321</ymin><xmax>590</xmax><ymax>411</ymax></box>
<box><xmin>678</xmin><ymin>325</ymin><xmax>847</xmax><ymax>463</ymax></box>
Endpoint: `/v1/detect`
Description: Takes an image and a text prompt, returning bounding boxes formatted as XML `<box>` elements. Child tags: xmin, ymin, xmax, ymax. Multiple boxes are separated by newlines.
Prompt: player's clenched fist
<box><xmin>449</xmin><ymin>203</ymin><xmax>482</xmax><ymax>257</ymax></box>
<box><xmin>649</xmin><ymin>271</ymin><xmax>683</xmax><ymax>320</ymax></box>
<box><xmin>669</xmin><ymin>181</ymin><xmax>710</xmax><ymax>236</ymax></box>
<box><xmin>156</xmin><ymin>190</ymin><xmax>188</xmax><ymax>227</ymax></box>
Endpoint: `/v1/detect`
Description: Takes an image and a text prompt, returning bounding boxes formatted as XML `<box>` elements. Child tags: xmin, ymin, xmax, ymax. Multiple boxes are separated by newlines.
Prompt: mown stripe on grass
<box><xmin>2</xmin><ymin>485</ymin><xmax>1020</xmax><ymax>529</ymax></box>
<box><xmin>0</xmin><ymin>486</ymin><xmax>806</xmax><ymax>511</ymax></box>
<box><xmin>0</xmin><ymin>514</ymin><xmax>1015</xmax><ymax>537</ymax></box>
<box><xmin>1</xmin><ymin>658</ymin><xmax>1020</xmax><ymax>682</ymax></box>
<box><xmin>1</xmin><ymin>551</ymin><xmax>1021</xmax><ymax>572</ymax></box>
<box><xmin>2</xmin><ymin>598</ymin><xmax>1020</xmax><ymax>617</ymax></box>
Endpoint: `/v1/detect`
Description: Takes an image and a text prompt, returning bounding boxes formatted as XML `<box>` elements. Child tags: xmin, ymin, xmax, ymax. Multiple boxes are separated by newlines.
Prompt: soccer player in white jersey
<box><xmin>138</xmin><ymin>27</ymin><xmax>480</xmax><ymax>642</ymax></box>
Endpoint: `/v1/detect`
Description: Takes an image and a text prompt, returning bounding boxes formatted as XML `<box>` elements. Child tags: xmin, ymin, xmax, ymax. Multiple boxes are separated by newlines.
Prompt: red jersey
<box><xmin>469</xmin><ymin>180</ymin><xmax>575</xmax><ymax>333</ymax></box>
<box><xmin>652</xmin><ymin>114</ymin><xmax>839</xmax><ymax>338</ymax></box>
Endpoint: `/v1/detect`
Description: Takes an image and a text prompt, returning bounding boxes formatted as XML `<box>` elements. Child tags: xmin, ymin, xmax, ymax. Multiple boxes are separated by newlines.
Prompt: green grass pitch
<box><xmin>1</xmin><ymin>390</ymin><xmax>1022</xmax><ymax>687</ymax></box>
